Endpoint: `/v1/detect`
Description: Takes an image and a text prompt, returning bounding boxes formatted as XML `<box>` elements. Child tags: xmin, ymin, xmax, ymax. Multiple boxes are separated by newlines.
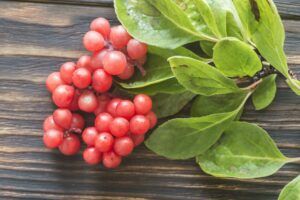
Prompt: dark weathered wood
<box><xmin>0</xmin><ymin>1</ymin><xmax>299</xmax><ymax>200</ymax></box>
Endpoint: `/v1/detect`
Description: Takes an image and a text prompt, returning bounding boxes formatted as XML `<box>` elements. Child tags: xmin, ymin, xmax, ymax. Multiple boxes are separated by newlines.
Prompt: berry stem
<box><xmin>241</xmin><ymin>79</ymin><xmax>263</xmax><ymax>91</ymax></box>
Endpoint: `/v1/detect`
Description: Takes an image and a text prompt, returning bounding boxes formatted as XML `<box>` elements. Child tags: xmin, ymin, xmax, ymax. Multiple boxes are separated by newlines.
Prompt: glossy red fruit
<box><xmin>127</xmin><ymin>39</ymin><xmax>148</xmax><ymax>60</ymax></box>
<box><xmin>109</xmin><ymin>117</ymin><xmax>130</xmax><ymax>137</ymax></box>
<box><xmin>43</xmin><ymin>129</ymin><xmax>64</xmax><ymax>149</ymax></box>
<box><xmin>117</xmin><ymin>63</ymin><xmax>135</xmax><ymax>80</ymax></box>
<box><xmin>92</xmin><ymin>69</ymin><xmax>113</xmax><ymax>93</ymax></box>
<box><xmin>90</xmin><ymin>17</ymin><xmax>111</xmax><ymax>39</ymax></box>
<box><xmin>130</xmin><ymin>115</ymin><xmax>150</xmax><ymax>135</ymax></box>
<box><xmin>145</xmin><ymin>111</ymin><xmax>157</xmax><ymax>129</ymax></box>
<box><xmin>83</xmin><ymin>147</ymin><xmax>102</xmax><ymax>165</ymax></box>
<box><xmin>68</xmin><ymin>89</ymin><xmax>81</xmax><ymax>111</ymax></box>
<box><xmin>59</xmin><ymin>133</ymin><xmax>81</xmax><ymax>156</ymax></box>
<box><xmin>116</xmin><ymin>100</ymin><xmax>135</xmax><ymax>119</ymax></box>
<box><xmin>77</xmin><ymin>55</ymin><xmax>93</xmax><ymax>72</ymax></box>
<box><xmin>94</xmin><ymin>94</ymin><xmax>111</xmax><ymax>116</ymax></box>
<box><xmin>90</xmin><ymin>49</ymin><xmax>109</xmax><ymax>70</ymax></box>
<box><xmin>46</xmin><ymin>72</ymin><xmax>65</xmax><ymax>92</ymax></box>
<box><xmin>95</xmin><ymin>112</ymin><xmax>113</xmax><ymax>132</ymax></box>
<box><xmin>70</xmin><ymin>113</ymin><xmax>85</xmax><ymax>131</ymax></box>
<box><xmin>102</xmin><ymin>151</ymin><xmax>122</xmax><ymax>169</ymax></box>
<box><xmin>43</xmin><ymin>115</ymin><xmax>64</xmax><ymax>132</ymax></box>
<box><xmin>113</xmin><ymin>136</ymin><xmax>134</xmax><ymax>156</ymax></box>
<box><xmin>53</xmin><ymin>109</ymin><xmax>73</xmax><ymax>129</ymax></box>
<box><xmin>102</xmin><ymin>51</ymin><xmax>127</xmax><ymax>75</ymax></box>
<box><xmin>109</xmin><ymin>25</ymin><xmax>131</xmax><ymax>49</ymax></box>
<box><xmin>72</xmin><ymin>68</ymin><xmax>92</xmax><ymax>89</ymax></box>
<box><xmin>133</xmin><ymin>94</ymin><xmax>152</xmax><ymax>115</ymax></box>
<box><xmin>106</xmin><ymin>98</ymin><xmax>122</xmax><ymax>117</ymax></box>
<box><xmin>95</xmin><ymin>132</ymin><xmax>114</xmax><ymax>152</ymax></box>
<box><xmin>82</xmin><ymin>127</ymin><xmax>98</xmax><ymax>146</ymax></box>
<box><xmin>52</xmin><ymin>85</ymin><xmax>75</xmax><ymax>108</ymax></box>
<box><xmin>83</xmin><ymin>31</ymin><xmax>105</xmax><ymax>52</ymax></box>
<box><xmin>60</xmin><ymin>62</ymin><xmax>76</xmax><ymax>84</ymax></box>
<box><xmin>78</xmin><ymin>90</ymin><xmax>98</xmax><ymax>113</ymax></box>
<box><xmin>130</xmin><ymin>134</ymin><xmax>145</xmax><ymax>147</ymax></box>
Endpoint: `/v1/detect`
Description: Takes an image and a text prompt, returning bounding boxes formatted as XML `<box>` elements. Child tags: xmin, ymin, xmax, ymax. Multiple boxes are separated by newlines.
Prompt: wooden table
<box><xmin>0</xmin><ymin>0</ymin><xmax>299</xmax><ymax>199</ymax></box>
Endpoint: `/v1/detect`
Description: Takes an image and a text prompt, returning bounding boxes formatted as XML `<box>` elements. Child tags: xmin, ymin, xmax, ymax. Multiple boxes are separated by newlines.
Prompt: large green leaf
<box><xmin>213</xmin><ymin>37</ymin><xmax>262</xmax><ymax>77</ymax></box>
<box><xmin>286</xmin><ymin>79</ymin><xmax>300</xmax><ymax>96</ymax></box>
<box><xmin>197</xmin><ymin>122</ymin><xmax>288</xmax><ymax>179</ymax></box>
<box><xmin>252</xmin><ymin>74</ymin><xmax>277</xmax><ymax>110</ymax></box>
<box><xmin>114</xmin><ymin>0</ymin><xmax>197</xmax><ymax>49</ymax></box>
<box><xmin>279</xmin><ymin>175</ymin><xmax>300</xmax><ymax>200</ymax></box>
<box><xmin>169</xmin><ymin>56</ymin><xmax>242</xmax><ymax>96</ymax></box>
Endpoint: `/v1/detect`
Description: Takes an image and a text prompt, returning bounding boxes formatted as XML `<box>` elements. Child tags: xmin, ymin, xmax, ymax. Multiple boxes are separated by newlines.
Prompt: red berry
<box><xmin>133</xmin><ymin>94</ymin><xmax>152</xmax><ymax>115</ymax></box>
<box><xmin>70</xmin><ymin>113</ymin><xmax>85</xmax><ymax>131</ymax></box>
<box><xmin>90</xmin><ymin>49</ymin><xmax>109</xmax><ymax>70</ymax></box>
<box><xmin>116</xmin><ymin>100</ymin><xmax>135</xmax><ymax>119</ymax></box>
<box><xmin>103</xmin><ymin>51</ymin><xmax>127</xmax><ymax>75</ymax></box>
<box><xmin>43</xmin><ymin>115</ymin><xmax>64</xmax><ymax>132</ymax></box>
<box><xmin>106</xmin><ymin>98</ymin><xmax>122</xmax><ymax>117</ymax></box>
<box><xmin>68</xmin><ymin>89</ymin><xmax>81</xmax><ymax>111</ymax></box>
<box><xmin>83</xmin><ymin>31</ymin><xmax>105</xmax><ymax>52</ymax></box>
<box><xmin>94</xmin><ymin>94</ymin><xmax>111</xmax><ymax>116</ymax></box>
<box><xmin>46</xmin><ymin>72</ymin><xmax>65</xmax><ymax>93</ymax></box>
<box><xmin>53</xmin><ymin>109</ymin><xmax>73</xmax><ymax>129</ymax></box>
<box><xmin>102</xmin><ymin>151</ymin><xmax>122</xmax><ymax>169</ymax></box>
<box><xmin>113</xmin><ymin>136</ymin><xmax>134</xmax><ymax>156</ymax></box>
<box><xmin>82</xmin><ymin>127</ymin><xmax>98</xmax><ymax>146</ymax></box>
<box><xmin>130</xmin><ymin>134</ymin><xmax>145</xmax><ymax>147</ymax></box>
<box><xmin>95</xmin><ymin>132</ymin><xmax>114</xmax><ymax>152</ymax></box>
<box><xmin>109</xmin><ymin>117</ymin><xmax>130</xmax><ymax>137</ymax></box>
<box><xmin>78</xmin><ymin>90</ymin><xmax>98</xmax><ymax>113</ymax></box>
<box><xmin>60</xmin><ymin>62</ymin><xmax>76</xmax><ymax>84</ymax></box>
<box><xmin>109</xmin><ymin>25</ymin><xmax>131</xmax><ymax>49</ymax></box>
<box><xmin>77</xmin><ymin>55</ymin><xmax>93</xmax><ymax>72</ymax></box>
<box><xmin>130</xmin><ymin>115</ymin><xmax>150</xmax><ymax>135</ymax></box>
<box><xmin>92</xmin><ymin>69</ymin><xmax>113</xmax><ymax>93</ymax></box>
<box><xmin>59</xmin><ymin>133</ymin><xmax>81</xmax><ymax>156</ymax></box>
<box><xmin>72</xmin><ymin>68</ymin><xmax>92</xmax><ymax>89</ymax></box>
<box><xmin>127</xmin><ymin>39</ymin><xmax>148</xmax><ymax>60</ymax></box>
<box><xmin>43</xmin><ymin>129</ymin><xmax>64</xmax><ymax>149</ymax></box>
<box><xmin>117</xmin><ymin>63</ymin><xmax>135</xmax><ymax>80</ymax></box>
<box><xmin>52</xmin><ymin>85</ymin><xmax>75</xmax><ymax>108</ymax></box>
<box><xmin>90</xmin><ymin>17</ymin><xmax>111</xmax><ymax>39</ymax></box>
<box><xmin>145</xmin><ymin>111</ymin><xmax>157</xmax><ymax>129</ymax></box>
<box><xmin>83</xmin><ymin>147</ymin><xmax>102</xmax><ymax>165</ymax></box>
<box><xmin>95</xmin><ymin>112</ymin><xmax>113</xmax><ymax>132</ymax></box>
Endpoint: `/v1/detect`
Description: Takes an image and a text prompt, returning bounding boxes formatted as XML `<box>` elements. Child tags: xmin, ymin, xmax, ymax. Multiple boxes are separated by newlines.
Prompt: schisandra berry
<box><xmin>133</xmin><ymin>94</ymin><xmax>152</xmax><ymax>115</ymax></box>
<box><xmin>116</xmin><ymin>100</ymin><xmax>135</xmax><ymax>119</ymax></box>
<box><xmin>127</xmin><ymin>39</ymin><xmax>148</xmax><ymax>60</ymax></box>
<box><xmin>43</xmin><ymin>115</ymin><xmax>64</xmax><ymax>132</ymax></box>
<box><xmin>130</xmin><ymin>134</ymin><xmax>145</xmax><ymax>147</ymax></box>
<box><xmin>53</xmin><ymin>109</ymin><xmax>73</xmax><ymax>129</ymax></box>
<box><xmin>77</xmin><ymin>55</ymin><xmax>93</xmax><ymax>72</ymax></box>
<box><xmin>92</xmin><ymin>69</ymin><xmax>113</xmax><ymax>93</ymax></box>
<box><xmin>117</xmin><ymin>63</ymin><xmax>135</xmax><ymax>80</ymax></box>
<box><xmin>102</xmin><ymin>151</ymin><xmax>122</xmax><ymax>169</ymax></box>
<box><xmin>59</xmin><ymin>133</ymin><xmax>81</xmax><ymax>156</ymax></box>
<box><xmin>145</xmin><ymin>111</ymin><xmax>157</xmax><ymax>129</ymax></box>
<box><xmin>95</xmin><ymin>112</ymin><xmax>113</xmax><ymax>132</ymax></box>
<box><xmin>109</xmin><ymin>117</ymin><xmax>130</xmax><ymax>137</ymax></box>
<box><xmin>102</xmin><ymin>51</ymin><xmax>127</xmax><ymax>75</ymax></box>
<box><xmin>113</xmin><ymin>136</ymin><xmax>134</xmax><ymax>156</ymax></box>
<box><xmin>94</xmin><ymin>94</ymin><xmax>111</xmax><ymax>116</ymax></box>
<box><xmin>68</xmin><ymin>89</ymin><xmax>81</xmax><ymax>111</ymax></box>
<box><xmin>82</xmin><ymin>127</ymin><xmax>99</xmax><ymax>146</ymax></box>
<box><xmin>60</xmin><ymin>62</ymin><xmax>76</xmax><ymax>84</ymax></box>
<box><xmin>52</xmin><ymin>85</ymin><xmax>75</xmax><ymax>108</ymax></box>
<box><xmin>90</xmin><ymin>49</ymin><xmax>109</xmax><ymax>71</ymax></box>
<box><xmin>70</xmin><ymin>113</ymin><xmax>85</xmax><ymax>131</ymax></box>
<box><xmin>106</xmin><ymin>98</ymin><xmax>122</xmax><ymax>117</ymax></box>
<box><xmin>78</xmin><ymin>90</ymin><xmax>98</xmax><ymax>113</ymax></box>
<box><xmin>46</xmin><ymin>72</ymin><xmax>65</xmax><ymax>93</ymax></box>
<box><xmin>90</xmin><ymin>17</ymin><xmax>111</xmax><ymax>39</ymax></box>
<box><xmin>83</xmin><ymin>31</ymin><xmax>105</xmax><ymax>52</ymax></box>
<box><xmin>109</xmin><ymin>25</ymin><xmax>131</xmax><ymax>49</ymax></box>
<box><xmin>95</xmin><ymin>132</ymin><xmax>114</xmax><ymax>152</ymax></box>
<box><xmin>83</xmin><ymin>147</ymin><xmax>102</xmax><ymax>165</ymax></box>
<box><xmin>72</xmin><ymin>68</ymin><xmax>92</xmax><ymax>89</ymax></box>
<box><xmin>130</xmin><ymin>115</ymin><xmax>150</xmax><ymax>135</ymax></box>
<box><xmin>43</xmin><ymin>129</ymin><xmax>64</xmax><ymax>149</ymax></box>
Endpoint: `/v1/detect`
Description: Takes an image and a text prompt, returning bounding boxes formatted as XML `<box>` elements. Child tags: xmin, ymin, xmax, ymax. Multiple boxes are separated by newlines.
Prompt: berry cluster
<box><xmin>43</xmin><ymin>17</ymin><xmax>157</xmax><ymax>169</ymax></box>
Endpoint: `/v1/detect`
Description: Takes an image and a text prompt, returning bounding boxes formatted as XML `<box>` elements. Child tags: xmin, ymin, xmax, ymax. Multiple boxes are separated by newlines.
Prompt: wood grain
<box><xmin>0</xmin><ymin>1</ymin><xmax>299</xmax><ymax>200</ymax></box>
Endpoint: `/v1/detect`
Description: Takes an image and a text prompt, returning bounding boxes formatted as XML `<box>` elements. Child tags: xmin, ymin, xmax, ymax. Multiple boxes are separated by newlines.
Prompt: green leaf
<box><xmin>152</xmin><ymin>91</ymin><xmax>196</xmax><ymax>118</ymax></box>
<box><xmin>169</xmin><ymin>56</ymin><xmax>241</xmax><ymax>96</ymax></box>
<box><xmin>197</xmin><ymin>121</ymin><xmax>288</xmax><ymax>179</ymax></box>
<box><xmin>114</xmin><ymin>0</ymin><xmax>197</xmax><ymax>49</ymax></box>
<box><xmin>213</xmin><ymin>37</ymin><xmax>262</xmax><ymax>77</ymax></box>
<box><xmin>279</xmin><ymin>175</ymin><xmax>300</xmax><ymax>200</ymax></box>
<box><xmin>252</xmin><ymin>74</ymin><xmax>277</xmax><ymax>110</ymax></box>
<box><xmin>286</xmin><ymin>79</ymin><xmax>300</xmax><ymax>96</ymax></box>
<box><xmin>191</xmin><ymin>92</ymin><xmax>247</xmax><ymax>117</ymax></box>
<box><xmin>200</xmin><ymin>41</ymin><xmax>214</xmax><ymax>57</ymax></box>
<box><xmin>146</xmin><ymin>92</ymin><xmax>250</xmax><ymax>159</ymax></box>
